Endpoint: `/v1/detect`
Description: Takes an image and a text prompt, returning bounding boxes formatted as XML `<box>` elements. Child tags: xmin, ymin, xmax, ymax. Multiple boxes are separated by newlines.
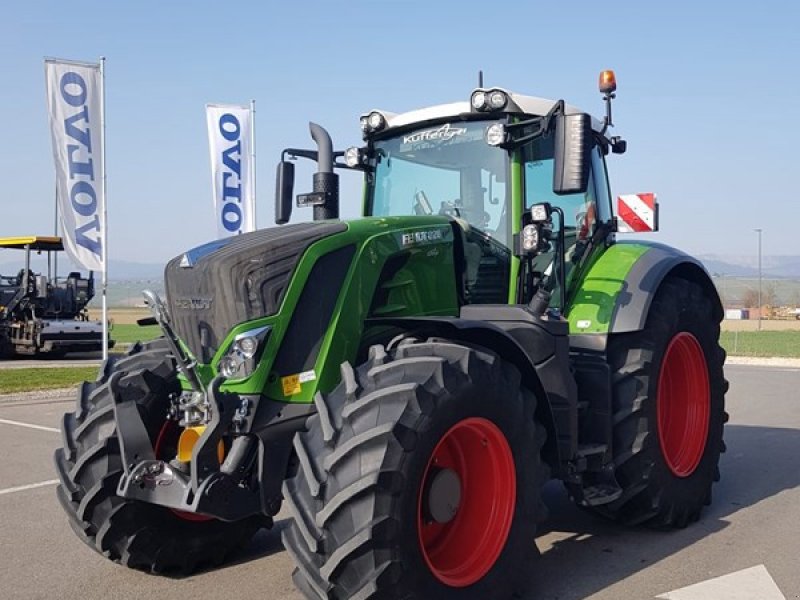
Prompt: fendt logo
<box><xmin>173</xmin><ymin>297</ymin><xmax>213</xmax><ymax>310</ymax></box>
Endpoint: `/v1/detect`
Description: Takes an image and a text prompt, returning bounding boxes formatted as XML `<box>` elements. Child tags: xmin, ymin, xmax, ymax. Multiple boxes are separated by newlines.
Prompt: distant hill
<box><xmin>698</xmin><ymin>255</ymin><xmax>800</xmax><ymax>279</ymax></box>
<box><xmin>0</xmin><ymin>257</ymin><xmax>163</xmax><ymax>281</ymax></box>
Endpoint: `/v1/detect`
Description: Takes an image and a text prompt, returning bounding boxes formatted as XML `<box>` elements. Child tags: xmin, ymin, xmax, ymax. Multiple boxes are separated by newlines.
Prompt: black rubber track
<box><xmin>54</xmin><ymin>339</ymin><xmax>264</xmax><ymax>574</ymax></box>
<box><xmin>590</xmin><ymin>277</ymin><xmax>728</xmax><ymax>527</ymax></box>
<box><xmin>282</xmin><ymin>338</ymin><xmax>548</xmax><ymax>600</ymax></box>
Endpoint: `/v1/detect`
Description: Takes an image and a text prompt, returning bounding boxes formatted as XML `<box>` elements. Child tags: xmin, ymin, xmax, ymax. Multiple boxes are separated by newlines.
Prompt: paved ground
<box><xmin>0</xmin><ymin>364</ymin><xmax>798</xmax><ymax>600</ymax></box>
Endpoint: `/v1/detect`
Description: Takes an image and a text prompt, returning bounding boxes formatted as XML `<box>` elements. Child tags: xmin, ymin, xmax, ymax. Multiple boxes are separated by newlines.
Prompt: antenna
<box><xmin>478</xmin><ymin>70</ymin><xmax>484</xmax><ymax>88</ymax></box>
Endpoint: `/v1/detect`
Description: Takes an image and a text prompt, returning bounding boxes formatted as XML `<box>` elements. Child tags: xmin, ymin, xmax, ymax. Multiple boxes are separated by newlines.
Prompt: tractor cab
<box><xmin>279</xmin><ymin>73</ymin><xmax>629</xmax><ymax>316</ymax></box>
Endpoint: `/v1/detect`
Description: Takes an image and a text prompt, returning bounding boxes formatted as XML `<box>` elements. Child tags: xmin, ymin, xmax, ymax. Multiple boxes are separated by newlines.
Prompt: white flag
<box><xmin>206</xmin><ymin>104</ymin><xmax>255</xmax><ymax>237</ymax></box>
<box><xmin>45</xmin><ymin>59</ymin><xmax>105</xmax><ymax>272</ymax></box>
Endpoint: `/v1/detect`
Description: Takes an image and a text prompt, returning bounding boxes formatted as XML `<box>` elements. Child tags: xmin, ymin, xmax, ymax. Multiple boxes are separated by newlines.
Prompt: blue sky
<box><xmin>1</xmin><ymin>0</ymin><xmax>798</xmax><ymax>265</ymax></box>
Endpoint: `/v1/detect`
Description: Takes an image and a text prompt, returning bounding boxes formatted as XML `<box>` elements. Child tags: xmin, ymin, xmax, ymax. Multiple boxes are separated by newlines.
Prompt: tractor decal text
<box><xmin>401</xmin><ymin>229</ymin><xmax>444</xmax><ymax>247</ymax></box>
<box><xmin>173</xmin><ymin>297</ymin><xmax>213</xmax><ymax>310</ymax></box>
<box><xmin>403</xmin><ymin>124</ymin><xmax>467</xmax><ymax>145</ymax></box>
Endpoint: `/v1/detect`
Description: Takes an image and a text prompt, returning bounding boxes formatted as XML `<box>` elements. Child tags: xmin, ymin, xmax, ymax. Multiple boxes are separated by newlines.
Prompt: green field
<box><xmin>112</xmin><ymin>323</ymin><xmax>160</xmax><ymax>345</ymax></box>
<box><xmin>720</xmin><ymin>330</ymin><xmax>800</xmax><ymax>358</ymax></box>
<box><xmin>0</xmin><ymin>367</ymin><xmax>98</xmax><ymax>394</ymax></box>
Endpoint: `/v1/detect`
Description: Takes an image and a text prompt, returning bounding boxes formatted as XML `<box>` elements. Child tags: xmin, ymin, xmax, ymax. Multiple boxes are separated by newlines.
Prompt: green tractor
<box><xmin>54</xmin><ymin>72</ymin><xmax>727</xmax><ymax>599</ymax></box>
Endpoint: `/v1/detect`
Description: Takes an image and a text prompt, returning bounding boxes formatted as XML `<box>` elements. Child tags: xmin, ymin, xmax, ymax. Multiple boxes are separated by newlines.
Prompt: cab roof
<box><xmin>364</xmin><ymin>88</ymin><xmax>605</xmax><ymax>135</ymax></box>
<box><xmin>0</xmin><ymin>236</ymin><xmax>64</xmax><ymax>251</ymax></box>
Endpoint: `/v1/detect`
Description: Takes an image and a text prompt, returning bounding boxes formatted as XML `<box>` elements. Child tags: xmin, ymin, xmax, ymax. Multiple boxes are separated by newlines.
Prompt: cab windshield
<box><xmin>368</xmin><ymin>119</ymin><xmax>510</xmax><ymax>248</ymax></box>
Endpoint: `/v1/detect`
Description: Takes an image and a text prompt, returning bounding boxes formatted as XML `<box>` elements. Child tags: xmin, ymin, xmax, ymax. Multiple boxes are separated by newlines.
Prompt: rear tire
<box><xmin>53</xmin><ymin>339</ymin><xmax>264</xmax><ymax>573</ymax></box>
<box><xmin>594</xmin><ymin>277</ymin><xmax>728</xmax><ymax>527</ymax></box>
<box><xmin>282</xmin><ymin>339</ymin><xmax>548</xmax><ymax>600</ymax></box>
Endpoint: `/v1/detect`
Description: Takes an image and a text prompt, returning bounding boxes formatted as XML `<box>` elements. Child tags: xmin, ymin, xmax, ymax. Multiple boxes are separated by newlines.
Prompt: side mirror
<box><xmin>552</xmin><ymin>113</ymin><xmax>592</xmax><ymax>195</ymax></box>
<box><xmin>275</xmin><ymin>160</ymin><xmax>295</xmax><ymax>225</ymax></box>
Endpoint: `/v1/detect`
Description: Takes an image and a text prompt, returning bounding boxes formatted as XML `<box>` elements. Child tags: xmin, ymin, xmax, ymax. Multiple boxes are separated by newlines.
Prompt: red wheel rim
<box><xmin>153</xmin><ymin>421</ymin><xmax>213</xmax><ymax>522</ymax></box>
<box><xmin>657</xmin><ymin>332</ymin><xmax>710</xmax><ymax>477</ymax></box>
<box><xmin>417</xmin><ymin>417</ymin><xmax>516</xmax><ymax>587</ymax></box>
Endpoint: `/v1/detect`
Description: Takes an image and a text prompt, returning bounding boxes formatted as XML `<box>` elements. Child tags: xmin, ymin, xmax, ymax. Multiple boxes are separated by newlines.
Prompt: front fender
<box><xmin>365</xmin><ymin>315</ymin><xmax>563</xmax><ymax>473</ymax></box>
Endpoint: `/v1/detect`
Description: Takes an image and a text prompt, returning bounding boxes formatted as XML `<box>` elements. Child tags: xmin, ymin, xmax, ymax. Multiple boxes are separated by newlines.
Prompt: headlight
<box><xmin>236</xmin><ymin>335</ymin><xmax>259</xmax><ymax>358</ymax></box>
<box><xmin>217</xmin><ymin>325</ymin><xmax>271</xmax><ymax>380</ymax></box>
<box><xmin>219</xmin><ymin>356</ymin><xmax>240</xmax><ymax>378</ymax></box>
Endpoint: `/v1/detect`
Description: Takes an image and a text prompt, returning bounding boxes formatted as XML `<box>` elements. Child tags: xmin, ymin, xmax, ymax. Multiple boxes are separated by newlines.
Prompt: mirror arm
<box><xmin>282</xmin><ymin>148</ymin><xmax>318</xmax><ymax>162</ymax></box>
<box><xmin>501</xmin><ymin>100</ymin><xmax>565</xmax><ymax>149</ymax></box>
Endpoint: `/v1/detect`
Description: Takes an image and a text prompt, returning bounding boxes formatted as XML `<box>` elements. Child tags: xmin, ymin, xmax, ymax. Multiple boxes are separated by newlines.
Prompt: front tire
<box><xmin>53</xmin><ymin>340</ymin><xmax>264</xmax><ymax>573</ymax></box>
<box><xmin>282</xmin><ymin>339</ymin><xmax>548</xmax><ymax>600</ymax></box>
<box><xmin>595</xmin><ymin>277</ymin><xmax>728</xmax><ymax>527</ymax></box>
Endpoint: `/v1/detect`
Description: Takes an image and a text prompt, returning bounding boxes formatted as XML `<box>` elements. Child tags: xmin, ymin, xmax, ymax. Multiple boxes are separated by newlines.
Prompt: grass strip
<box><xmin>720</xmin><ymin>330</ymin><xmax>800</xmax><ymax>358</ymax></box>
<box><xmin>0</xmin><ymin>367</ymin><xmax>98</xmax><ymax>394</ymax></box>
<box><xmin>112</xmin><ymin>324</ymin><xmax>160</xmax><ymax>345</ymax></box>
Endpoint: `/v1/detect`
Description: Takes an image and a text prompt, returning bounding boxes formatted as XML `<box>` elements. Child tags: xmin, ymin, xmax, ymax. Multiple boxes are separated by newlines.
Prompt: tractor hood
<box><xmin>164</xmin><ymin>222</ymin><xmax>347</xmax><ymax>362</ymax></box>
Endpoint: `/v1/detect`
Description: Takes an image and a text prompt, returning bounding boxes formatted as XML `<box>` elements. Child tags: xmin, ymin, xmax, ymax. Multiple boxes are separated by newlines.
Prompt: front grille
<box><xmin>164</xmin><ymin>223</ymin><xmax>347</xmax><ymax>362</ymax></box>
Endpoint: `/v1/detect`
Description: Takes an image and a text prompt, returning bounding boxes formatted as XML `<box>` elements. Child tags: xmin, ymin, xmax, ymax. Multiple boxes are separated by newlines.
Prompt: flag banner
<box><xmin>206</xmin><ymin>104</ymin><xmax>255</xmax><ymax>237</ymax></box>
<box><xmin>44</xmin><ymin>59</ymin><xmax>105</xmax><ymax>272</ymax></box>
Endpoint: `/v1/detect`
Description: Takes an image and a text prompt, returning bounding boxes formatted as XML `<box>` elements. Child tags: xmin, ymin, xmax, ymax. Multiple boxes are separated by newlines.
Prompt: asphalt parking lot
<box><xmin>0</xmin><ymin>364</ymin><xmax>798</xmax><ymax>600</ymax></box>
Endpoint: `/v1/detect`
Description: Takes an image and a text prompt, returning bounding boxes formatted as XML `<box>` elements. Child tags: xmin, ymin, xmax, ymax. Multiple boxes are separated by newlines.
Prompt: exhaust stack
<box><xmin>309</xmin><ymin>122</ymin><xmax>339</xmax><ymax>221</ymax></box>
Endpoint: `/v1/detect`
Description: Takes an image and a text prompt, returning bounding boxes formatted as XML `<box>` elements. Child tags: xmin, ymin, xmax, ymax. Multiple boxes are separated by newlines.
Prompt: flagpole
<box><xmin>250</xmin><ymin>99</ymin><xmax>257</xmax><ymax>230</ymax></box>
<box><xmin>53</xmin><ymin>183</ymin><xmax>59</xmax><ymax>283</ymax></box>
<box><xmin>100</xmin><ymin>56</ymin><xmax>109</xmax><ymax>362</ymax></box>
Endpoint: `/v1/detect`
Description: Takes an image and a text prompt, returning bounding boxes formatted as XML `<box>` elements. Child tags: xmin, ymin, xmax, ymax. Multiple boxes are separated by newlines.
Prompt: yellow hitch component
<box><xmin>177</xmin><ymin>426</ymin><xmax>225</xmax><ymax>464</ymax></box>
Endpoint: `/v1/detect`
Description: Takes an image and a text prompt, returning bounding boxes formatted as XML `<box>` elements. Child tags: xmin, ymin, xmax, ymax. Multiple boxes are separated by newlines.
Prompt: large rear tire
<box><xmin>594</xmin><ymin>277</ymin><xmax>728</xmax><ymax>527</ymax></box>
<box><xmin>53</xmin><ymin>339</ymin><xmax>264</xmax><ymax>573</ymax></box>
<box><xmin>282</xmin><ymin>339</ymin><xmax>548</xmax><ymax>600</ymax></box>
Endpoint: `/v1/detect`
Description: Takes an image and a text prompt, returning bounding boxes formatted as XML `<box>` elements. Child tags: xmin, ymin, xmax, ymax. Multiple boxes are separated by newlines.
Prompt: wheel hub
<box><xmin>423</xmin><ymin>468</ymin><xmax>462</xmax><ymax>524</ymax></box>
<box><xmin>417</xmin><ymin>417</ymin><xmax>516</xmax><ymax>588</ymax></box>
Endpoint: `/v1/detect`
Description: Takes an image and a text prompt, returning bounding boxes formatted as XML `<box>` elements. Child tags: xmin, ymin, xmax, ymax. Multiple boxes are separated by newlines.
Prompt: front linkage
<box><xmin>112</xmin><ymin>290</ymin><xmax>298</xmax><ymax>522</ymax></box>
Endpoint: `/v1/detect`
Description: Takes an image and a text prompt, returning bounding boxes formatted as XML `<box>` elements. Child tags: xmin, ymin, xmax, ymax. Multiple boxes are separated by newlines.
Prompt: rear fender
<box><xmin>568</xmin><ymin>241</ymin><xmax>722</xmax><ymax>337</ymax></box>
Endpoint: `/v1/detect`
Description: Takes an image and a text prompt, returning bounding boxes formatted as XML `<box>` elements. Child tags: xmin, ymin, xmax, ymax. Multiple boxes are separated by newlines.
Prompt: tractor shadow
<box><xmin>224</xmin><ymin>518</ymin><xmax>291</xmax><ymax>568</ymax></box>
<box><xmin>525</xmin><ymin>424</ymin><xmax>800</xmax><ymax>599</ymax></box>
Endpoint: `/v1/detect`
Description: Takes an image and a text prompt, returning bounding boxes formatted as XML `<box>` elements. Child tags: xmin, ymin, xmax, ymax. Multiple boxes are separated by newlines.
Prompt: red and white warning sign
<box><xmin>617</xmin><ymin>193</ymin><xmax>659</xmax><ymax>233</ymax></box>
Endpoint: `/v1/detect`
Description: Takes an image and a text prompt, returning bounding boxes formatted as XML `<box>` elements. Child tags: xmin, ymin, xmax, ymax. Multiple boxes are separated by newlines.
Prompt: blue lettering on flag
<box><xmin>60</xmin><ymin>70</ymin><xmax>101</xmax><ymax>259</ymax></box>
<box><xmin>219</xmin><ymin>112</ymin><xmax>243</xmax><ymax>234</ymax></box>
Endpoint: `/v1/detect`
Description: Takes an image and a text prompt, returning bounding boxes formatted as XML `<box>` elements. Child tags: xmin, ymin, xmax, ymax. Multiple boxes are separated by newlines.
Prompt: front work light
<box><xmin>344</xmin><ymin>147</ymin><xmax>362</xmax><ymax>167</ymax></box>
<box><xmin>522</xmin><ymin>224</ymin><xmax>539</xmax><ymax>252</ymax></box>
<box><xmin>367</xmin><ymin>112</ymin><xmax>385</xmax><ymax>130</ymax></box>
<box><xmin>485</xmin><ymin>123</ymin><xmax>506</xmax><ymax>146</ymax></box>
<box><xmin>471</xmin><ymin>89</ymin><xmax>508</xmax><ymax>112</ymax></box>
<box><xmin>471</xmin><ymin>91</ymin><xmax>487</xmax><ymax>110</ymax></box>
<box><xmin>488</xmin><ymin>90</ymin><xmax>507</xmax><ymax>109</ymax></box>
<box><xmin>530</xmin><ymin>203</ymin><xmax>552</xmax><ymax>223</ymax></box>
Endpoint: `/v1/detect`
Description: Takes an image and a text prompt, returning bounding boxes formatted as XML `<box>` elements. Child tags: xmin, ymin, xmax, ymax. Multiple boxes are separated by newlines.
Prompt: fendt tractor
<box><xmin>55</xmin><ymin>72</ymin><xmax>727</xmax><ymax>599</ymax></box>
<box><xmin>0</xmin><ymin>236</ymin><xmax>106</xmax><ymax>358</ymax></box>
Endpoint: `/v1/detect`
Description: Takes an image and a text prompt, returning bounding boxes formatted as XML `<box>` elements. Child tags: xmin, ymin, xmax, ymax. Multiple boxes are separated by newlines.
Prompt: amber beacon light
<box><xmin>599</xmin><ymin>70</ymin><xmax>617</xmax><ymax>94</ymax></box>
